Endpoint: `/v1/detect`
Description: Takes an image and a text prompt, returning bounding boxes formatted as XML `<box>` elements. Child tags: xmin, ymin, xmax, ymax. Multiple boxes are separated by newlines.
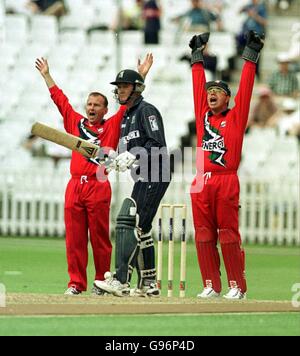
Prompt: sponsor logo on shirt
<box><xmin>148</xmin><ymin>115</ymin><xmax>159</xmax><ymax>131</ymax></box>
<box><xmin>122</xmin><ymin>130</ymin><xmax>140</xmax><ymax>144</ymax></box>
<box><xmin>202</xmin><ymin>113</ymin><xmax>227</xmax><ymax>167</ymax></box>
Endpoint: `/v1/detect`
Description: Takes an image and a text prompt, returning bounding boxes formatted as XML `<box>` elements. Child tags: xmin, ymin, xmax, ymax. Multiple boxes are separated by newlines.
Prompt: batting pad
<box><xmin>115</xmin><ymin>198</ymin><xmax>140</xmax><ymax>284</ymax></box>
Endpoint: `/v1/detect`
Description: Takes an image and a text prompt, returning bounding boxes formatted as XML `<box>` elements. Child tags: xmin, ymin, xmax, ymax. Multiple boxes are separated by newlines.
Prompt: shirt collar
<box><xmin>84</xmin><ymin>117</ymin><xmax>105</xmax><ymax>126</ymax></box>
<box><xmin>208</xmin><ymin>108</ymin><xmax>230</xmax><ymax>117</ymax></box>
<box><xmin>126</xmin><ymin>96</ymin><xmax>143</xmax><ymax>113</ymax></box>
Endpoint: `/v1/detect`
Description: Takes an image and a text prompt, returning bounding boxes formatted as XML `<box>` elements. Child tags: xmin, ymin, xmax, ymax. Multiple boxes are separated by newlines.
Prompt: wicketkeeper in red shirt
<box><xmin>189</xmin><ymin>31</ymin><xmax>264</xmax><ymax>299</ymax></box>
<box><xmin>35</xmin><ymin>55</ymin><xmax>153</xmax><ymax>295</ymax></box>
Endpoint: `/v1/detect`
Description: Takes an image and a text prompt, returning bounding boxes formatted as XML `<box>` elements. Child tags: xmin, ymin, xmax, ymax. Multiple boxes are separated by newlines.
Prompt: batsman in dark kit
<box><xmin>94</xmin><ymin>69</ymin><xmax>171</xmax><ymax>297</ymax></box>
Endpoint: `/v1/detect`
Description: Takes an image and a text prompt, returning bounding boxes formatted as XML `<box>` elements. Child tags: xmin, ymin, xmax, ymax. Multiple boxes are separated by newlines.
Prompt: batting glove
<box><xmin>90</xmin><ymin>148</ymin><xmax>118</xmax><ymax>172</ymax></box>
<box><xmin>115</xmin><ymin>151</ymin><xmax>137</xmax><ymax>172</ymax></box>
<box><xmin>103</xmin><ymin>150</ymin><xmax>118</xmax><ymax>173</ymax></box>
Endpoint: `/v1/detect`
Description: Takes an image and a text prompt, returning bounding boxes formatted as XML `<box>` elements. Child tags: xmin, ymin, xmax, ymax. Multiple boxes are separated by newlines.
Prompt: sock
<box><xmin>195</xmin><ymin>240</ymin><xmax>221</xmax><ymax>293</ymax></box>
<box><xmin>221</xmin><ymin>242</ymin><xmax>247</xmax><ymax>293</ymax></box>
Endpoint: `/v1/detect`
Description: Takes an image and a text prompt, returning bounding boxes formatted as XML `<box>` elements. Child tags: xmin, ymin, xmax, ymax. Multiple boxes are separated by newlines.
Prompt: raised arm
<box><xmin>35</xmin><ymin>57</ymin><xmax>80</xmax><ymax>133</ymax></box>
<box><xmin>233</xmin><ymin>31</ymin><xmax>265</xmax><ymax>130</ymax></box>
<box><xmin>137</xmin><ymin>52</ymin><xmax>154</xmax><ymax>80</ymax></box>
<box><xmin>35</xmin><ymin>57</ymin><xmax>56</xmax><ymax>88</ymax></box>
<box><xmin>189</xmin><ymin>33</ymin><xmax>210</xmax><ymax>122</ymax></box>
<box><xmin>247</xmin><ymin>7</ymin><xmax>267</xmax><ymax>28</ymax></box>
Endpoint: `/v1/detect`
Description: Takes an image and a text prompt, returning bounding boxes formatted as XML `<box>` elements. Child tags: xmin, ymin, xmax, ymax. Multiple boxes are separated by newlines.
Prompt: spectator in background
<box><xmin>286</xmin><ymin>23</ymin><xmax>300</xmax><ymax>73</ymax></box>
<box><xmin>236</xmin><ymin>0</ymin><xmax>267</xmax><ymax>79</ymax></box>
<box><xmin>143</xmin><ymin>0</ymin><xmax>161</xmax><ymax>44</ymax></box>
<box><xmin>112</xmin><ymin>0</ymin><xmax>144</xmax><ymax>31</ymax></box>
<box><xmin>275</xmin><ymin>0</ymin><xmax>295</xmax><ymax>11</ymax></box>
<box><xmin>268</xmin><ymin>98</ymin><xmax>299</xmax><ymax>137</ymax></box>
<box><xmin>203</xmin><ymin>0</ymin><xmax>226</xmax><ymax>16</ymax></box>
<box><xmin>172</xmin><ymin>0</ymin><xmax>223</xmax><ymax>33</ymax></box>
<box><xmin>5</xmin><ymin>0</ymin><xmax>30</xmax><ymax>14</ymax></box>
<box><xmin>288</xmin><ymin>122</ymin><xmax>300</xmax><ymax>143</ymax></box>
<box><xmin>22</xmin><ymin>132</ymin><xmax>70</xmax><ymax>166</ymax></box>
<box><xmin>247</xmin><ymin>86</ymin><xmax>278</xmax><ymax>131</ymax></box>
<box><xmin>237</xmin><ymin>0</ymin><xmax>267</xmax><ymax>45</ymax></box>
<box><xmin>22</xmin><ymin>134</ymin><xmax>47</xmax><ymax>158</ymax></box>
<box><xmin>27</xmin><ymin>0</ymin><xmax>67</xmax><ymax>18</ymax></box>
<box><xmin>268</xmin><ymin>53</ymin><xmax>299</xmax><ymax>97</ymax></box>
<box><xmin>289</xmin><ymin>22</ymin><xmax>300</xmax><ymax>58</ymax></box>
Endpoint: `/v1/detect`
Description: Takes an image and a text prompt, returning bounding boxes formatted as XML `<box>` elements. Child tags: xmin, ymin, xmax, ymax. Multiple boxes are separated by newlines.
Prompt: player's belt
<box><xmin>203</xmin><ymin>170</ymin><xmax>237</xmax><ymax>185</ymax></box>
<box><xmin>204</xmin><ymin>170</ymin><xmax>237</xmax><ymax>176</ymax></box>
<box><xmin>72</xmin><ymin>175</ymin><xmax>98</xmax><ymax>184</ymax></box>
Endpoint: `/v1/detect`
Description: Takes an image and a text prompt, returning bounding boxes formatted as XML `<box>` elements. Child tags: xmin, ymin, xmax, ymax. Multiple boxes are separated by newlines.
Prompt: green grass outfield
<box><xmin>0</xmin><ymin>237</ymin><xmax>299</xmax><ymax>336</ymax></box>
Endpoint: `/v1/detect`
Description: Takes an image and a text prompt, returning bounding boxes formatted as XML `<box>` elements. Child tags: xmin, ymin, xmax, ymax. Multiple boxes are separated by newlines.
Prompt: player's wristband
<box><xmin>191</xmin><ymin>49</ymin><xmax>204</xmax><ymax>65</ymax></box>
<box><xmin>242</xmin><ymin>46</ymin><xmax>260</xmax><ymax>63</ymax></box>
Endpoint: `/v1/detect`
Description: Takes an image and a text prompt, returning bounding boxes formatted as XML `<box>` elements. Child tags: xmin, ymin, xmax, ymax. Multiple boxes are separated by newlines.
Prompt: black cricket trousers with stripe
<box><xmin>131</xmin><ymin>180</ymin><xmax>170</xmax><ymax>233</ymax></box>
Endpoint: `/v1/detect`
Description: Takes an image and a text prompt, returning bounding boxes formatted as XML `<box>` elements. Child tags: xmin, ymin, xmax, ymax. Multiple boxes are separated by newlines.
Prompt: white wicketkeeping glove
<box><xmin>115</xmin><ymin>151</ymin><xmax>137</xmax><ymax>172</ymax></box>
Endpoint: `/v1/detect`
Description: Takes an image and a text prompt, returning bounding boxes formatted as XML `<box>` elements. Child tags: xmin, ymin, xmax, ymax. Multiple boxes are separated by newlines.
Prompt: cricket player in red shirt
<box><xmin>35</xmin><ymin>55</ymin><xmax>153</xmax><ymax>295</ymax></box>
<box><xmin>189</xmin><ymin>31</ymin><xmax>264</xmax><ymax>299</ymax></box>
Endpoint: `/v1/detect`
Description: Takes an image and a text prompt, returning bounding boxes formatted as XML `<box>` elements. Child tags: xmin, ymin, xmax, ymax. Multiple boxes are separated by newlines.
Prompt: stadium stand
<box><xmin>0</xmin><ymin>0</ymin><xmax>299</xmax><ymax>243</ymax></box>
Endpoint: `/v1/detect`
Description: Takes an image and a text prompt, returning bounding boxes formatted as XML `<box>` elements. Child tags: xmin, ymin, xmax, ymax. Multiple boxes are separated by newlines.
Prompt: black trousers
<box><xmin>131</xmin><ymin>180</ymin><xmax>170</xmax><ymax>233</ymax></box>
<box><xmin>144</xmin><ymin>31</ymin><xmax>159</xmax><ymax>44</ymax></box>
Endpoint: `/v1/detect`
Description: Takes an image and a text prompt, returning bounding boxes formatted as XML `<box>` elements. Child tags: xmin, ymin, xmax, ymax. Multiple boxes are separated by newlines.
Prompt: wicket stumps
<box><xmin>157</xmin><ymin>204</ymin><xmax>187</xmax><ymax>298</ymax></box>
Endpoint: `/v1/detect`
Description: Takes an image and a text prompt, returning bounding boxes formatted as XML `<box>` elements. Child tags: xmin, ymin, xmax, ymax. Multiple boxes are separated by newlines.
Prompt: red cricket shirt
<box><xmin>192</xmin><ymin>61</ymin><xmax>256</xmax><ymax>173</ymax></box>
<box><xmin>49</xmin><ymin>85</ymin><xmax>126</xmax><ymax>176</ymax></box>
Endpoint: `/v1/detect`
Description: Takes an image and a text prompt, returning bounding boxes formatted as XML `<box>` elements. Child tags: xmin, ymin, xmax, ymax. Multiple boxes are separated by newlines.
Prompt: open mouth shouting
<box><xmin>87</xmin><ymin>111</ymin><xmax>97</xmax><ymax>122</ymax></box>
<box><xmin>208</xmin><ymin>95</ymin><xmax>218</xmax><ymax>106</ymax></box>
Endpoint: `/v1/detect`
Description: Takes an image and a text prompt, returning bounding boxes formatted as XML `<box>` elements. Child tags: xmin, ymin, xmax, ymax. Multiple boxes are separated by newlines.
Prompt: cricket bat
<box><xmin>31</xmin><ymin>122</ymin><xmax>99</xmax><ymax>159</ymax></box>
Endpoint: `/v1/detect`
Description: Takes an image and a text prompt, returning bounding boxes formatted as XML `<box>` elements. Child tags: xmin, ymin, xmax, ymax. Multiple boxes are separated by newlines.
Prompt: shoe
<box><xmin>91</xmin><ymin>285</ymin><xmax>107</xmax><ymax>296</ymax></box>
<box><xmin>64</xmin><ymin>286</ymin><xmax>81</xmax><ymax>295</ymax></box>
<box><xmin>94</xmin><ymin>272</ymin><xmax>130</xmax><ymax>297</ymax></box>
<box><xmin>130</xmin><ymin>283</ymin><xmax>160</xmax><ymax>298</ymax></box>
<box><xmin>130</xmin><ymin>288</ymin><xmax>145</xmax><ymax>297</ymax></box>
<box><xmin>197</xmin><ymin>287</ymin><xmax>220</xmax><ymax>299</ymax></box>
<box><xmin>223</xmin><ymin>287</ymin><xmax>246</xmax><ymax>300</ymax></box>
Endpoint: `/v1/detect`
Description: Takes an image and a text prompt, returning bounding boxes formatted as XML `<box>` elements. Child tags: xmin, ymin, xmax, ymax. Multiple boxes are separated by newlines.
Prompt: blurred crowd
<box><xmin>247</xmin><ymin>47</ymin><xmax>299</xmax><ymax>142</ymax></box>
<box><xmin>5</xmin><ymin>0</ymin><xmax>67</xmax><ymax>17</ymax></box>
